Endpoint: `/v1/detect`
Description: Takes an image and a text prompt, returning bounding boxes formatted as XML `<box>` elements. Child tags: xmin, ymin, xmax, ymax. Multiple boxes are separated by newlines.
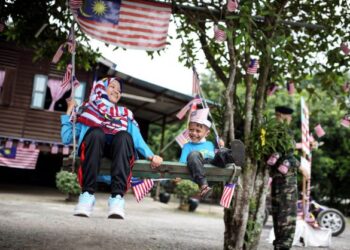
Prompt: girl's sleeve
<box><xmin>128</xmin><ymin>119</ymin><xmax>154</xmax><ymax>158</ymax></box>
<box><xmin>61</xmin><ymin>115</ymin><xmax>81</xmax><ymax>145</ymax></box>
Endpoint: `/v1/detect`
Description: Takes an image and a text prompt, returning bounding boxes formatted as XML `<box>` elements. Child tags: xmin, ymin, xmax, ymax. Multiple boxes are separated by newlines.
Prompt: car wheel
<box><xmin>317</xmin><ymin>208</ymin><xmax>346</xmax><ymax>236</ymax></box>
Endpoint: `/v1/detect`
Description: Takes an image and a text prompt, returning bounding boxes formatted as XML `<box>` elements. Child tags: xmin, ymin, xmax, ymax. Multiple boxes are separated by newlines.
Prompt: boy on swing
<box><xmin>61</xmin><ymin>77</ymin><xmax>163</xmax><ymax>219</ymax></box>
<box><xmin>179</xmin><ymin>108</ymin><xmax>234</xmax><ymax>198</ymax></box>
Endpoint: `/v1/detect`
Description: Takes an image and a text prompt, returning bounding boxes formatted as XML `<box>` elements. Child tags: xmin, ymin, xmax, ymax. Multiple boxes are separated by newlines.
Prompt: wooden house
<box><xmin>0</xmin><ymin>40</ymin><xmax>196</xmax><ymax>183</ymax></box>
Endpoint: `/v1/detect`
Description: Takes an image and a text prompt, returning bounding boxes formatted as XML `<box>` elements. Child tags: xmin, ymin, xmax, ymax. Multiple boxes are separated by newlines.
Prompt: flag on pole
<box><xmin>227</xmin><ymin>0</ymin><xmax>238</xmax><ymax>12</ymax></box>
<box><xmin>192</xmin><ymin>69</ymin><xmax>200</xmax><ymax>96</ymax></box>
<box><xmin>132</xmin><ymin>178</ymin><xmax>154</xmax><ymax>202</ymax></box>
<box><xmin>69</xmin><ymin>0</ymin><xmax>83</xmax><ymax>13</ymax></box>
<box><xmin>176</xmin><ymin>97</ymin><xmax>202</xmax><ymax>120</ymax></box>
<box><xmin>0</xmin><ymin>147</ymin><xmax>39</xmax><ymax>170</ymax></box>
<box><xmin>220</xmin><ymin>183</ymin><xmax>236</xmax><ymax>208</ymax></box>
<box><xmin>61</xmin><ymin>64</ymin><xmax>73</xmax><ymax>88</ymax></box>
<box><xmin>314</xmin><ymin>124</ymin><xmax>325</xmax><ymax>138</ymax></box>
<box><xmin>175</xmin><ymin>129</ymin><xmax>191</xmax><ymax>148</ymax></box>
<box><xmin>75</xmin><ymin>0</ymin><xmax>171</xmax><ymax>51</ymax></box>
<box><xmin>66</xmin><ymin>31</ymin><xmax>76</xmax><ymax>54</ymax></box>
<box><xmin>214</xmin><ymin>25</ymin><xmax>226</xmax><ymax>42</ymax></box>
<box><xmin>247</xmin><ymin>59</ymin><xmax>259</xmax><ymax>75</ymax></box>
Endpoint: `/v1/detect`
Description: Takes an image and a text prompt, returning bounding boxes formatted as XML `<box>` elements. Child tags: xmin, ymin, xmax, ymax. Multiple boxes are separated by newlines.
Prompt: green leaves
<box><xmin>56</xmin><ymin>170</ymin><xmax>81</xmax><ymax>195</ymax></box>
<box><xmin>250</xmin><ymin>117</ymin><xmax>294</xmax><ymax>162</ymax></box>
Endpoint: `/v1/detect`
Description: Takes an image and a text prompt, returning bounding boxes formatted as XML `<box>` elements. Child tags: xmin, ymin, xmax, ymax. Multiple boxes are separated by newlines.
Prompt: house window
<box><xmin>31</xmin><ymin>74</ymin><xmax>48</xmax><ymax>109</ymax></box>
<box><xmin>30</xmin><ymin>74</ymin><xmax>86</xmax><ymax>112</ymax></box>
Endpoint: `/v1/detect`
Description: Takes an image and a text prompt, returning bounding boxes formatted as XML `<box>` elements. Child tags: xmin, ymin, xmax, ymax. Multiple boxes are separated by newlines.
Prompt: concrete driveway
<box><xmin>0</xmin><ymin>184</ymin><xmax>349</xmax><ymax>250</ymax></box>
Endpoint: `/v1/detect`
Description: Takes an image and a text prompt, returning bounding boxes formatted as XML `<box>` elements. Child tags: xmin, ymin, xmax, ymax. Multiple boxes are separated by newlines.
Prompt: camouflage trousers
<box><xmin>271</xmin><ymin>174</ymin><xmax>297</xmax><ymax>250</ymax></box>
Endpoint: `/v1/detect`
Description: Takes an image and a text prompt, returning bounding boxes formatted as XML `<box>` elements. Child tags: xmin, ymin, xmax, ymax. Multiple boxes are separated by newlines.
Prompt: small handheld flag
<box><xmin>247</xmin><ymin>59</ymin><xmax>259</xmax><ymax>75</ymax></box>
<box><xmin>214</xmin><ymin>25</ymin><xmax>226</xmax><ymax>42</ymax></box>
<box><xmin>227</xmin><ymin>0</ymin><xmax>238</xmax><ymax>12</ymax></box>
<box><xmin>175</xmin><ymin>129</ymin><xmax>191</xmax><ymax>148</ymax></box>
<box><xmin>132</xmin><ymin>179</ymin><xmax>154</xmax><ymax>202</ymax></box>
<box><xmin>220</xmin><ymin>183</ymin><xmax>236</xmax><ymax>208</ymax></box>
<box><xmin>314</xmin><ymin>124</ymin><xmax>325</xmax><ymax>138</ymax></box>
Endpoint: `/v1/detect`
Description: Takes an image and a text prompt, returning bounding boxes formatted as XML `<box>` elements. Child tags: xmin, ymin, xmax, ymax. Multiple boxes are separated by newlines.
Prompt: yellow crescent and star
<box><xmin>80</xmin><ymin>0</ymin><xmax>108</xmax><ymax>17</ymax></box>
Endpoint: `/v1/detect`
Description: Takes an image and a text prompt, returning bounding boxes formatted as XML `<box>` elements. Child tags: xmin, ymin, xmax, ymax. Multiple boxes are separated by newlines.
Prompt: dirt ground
<box><xmin>0</xmin><ymin>184</ymin><xmax>349</xmax><ymax>250</ymax></box>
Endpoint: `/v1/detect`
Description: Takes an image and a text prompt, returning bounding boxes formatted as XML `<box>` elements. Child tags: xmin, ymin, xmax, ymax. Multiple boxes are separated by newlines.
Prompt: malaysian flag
<box><xmin>227</xmin><ymin>0</ymin><xmax>238</xmax><ymax>12</ymax></box>
<box><xmin>247</xmin><ymin>59</ymin><xmax>259</xmax><ymax>75</ymax></box>
<box><xmin>75</xmin><ymin>0</ymin><xmax>171</xmax><ymax>51</ymax></box>
<box><xmin>61</xmin><ymin>64</ymin><xmax>73</xmax><ymax>88</ymax></box>
<box><xmin>176</xmin><ymin>97</ymin><xmax>202</xmax><ymax>120</ymax></box>
<box><xmin>0</xmin><ymin>147</ymin><xmax>40</xmax><ymax>170</ymax></box>
<box><xmin>220</xmin><ymin>183</ymin><xmax>236</xmax><ymax>208</ymax></box>
<box><xmin>192</xmin><ymin>69</ymin><xmax>201</xmax><ymax>96</ymax></box>
<box><xmin>132</xmin><ymin>178</ymin><xmax>154</xmax><ymax>202</ymax></box>
<box><xmin>175</xmin><ymin>129</ymin><xmax>191</xmax><ymax>148</ymax></box>
<box><xmin>69</xmin><ymin>0</ymin><xmax>83</xmax><ymax>14</ymax></box>
<box><xmin>214</xmin><ymin>25</ymin><xmax>226</xmax><ymax>42</ymax></box>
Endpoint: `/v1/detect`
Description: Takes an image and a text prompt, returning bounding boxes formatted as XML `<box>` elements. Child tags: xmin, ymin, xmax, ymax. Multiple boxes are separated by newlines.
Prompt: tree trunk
<box><xmin>224</xmin><ymin>158</ymin><xmax>256</xmax><ymax>250</ymax></box>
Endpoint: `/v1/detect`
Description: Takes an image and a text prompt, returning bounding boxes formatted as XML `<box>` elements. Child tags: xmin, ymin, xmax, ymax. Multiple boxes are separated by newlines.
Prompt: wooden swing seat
<box><xmin>62</xmin><ymin>140</ymin><xmax>245</xmax><ymax>183</ymax></box>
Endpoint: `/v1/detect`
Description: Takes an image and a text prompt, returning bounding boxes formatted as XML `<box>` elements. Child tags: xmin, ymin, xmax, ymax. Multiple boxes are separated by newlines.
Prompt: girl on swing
<box><xmin>179</xmin><ymin>108</ymin><xmax>234</xmax><ymax>199</ymax></box>
<box><xmin>61</xmin><ymin>77</ymin><xmax>163</xmax><ymax>219</ymax></box>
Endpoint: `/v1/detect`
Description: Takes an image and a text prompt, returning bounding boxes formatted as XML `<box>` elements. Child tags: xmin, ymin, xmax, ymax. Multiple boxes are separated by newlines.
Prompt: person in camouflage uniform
<box><xmin>269</xmin><ymin>106</ymin><xmax>300</xmax><ymax>250</ymax></box>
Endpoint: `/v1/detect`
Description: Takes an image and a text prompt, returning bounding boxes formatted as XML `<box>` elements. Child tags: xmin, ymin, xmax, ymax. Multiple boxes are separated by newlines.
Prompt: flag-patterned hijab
<box><xmin>76</xmin><ymin>77</ymin><xmax>138</xmax><ymax>134</ymax></box>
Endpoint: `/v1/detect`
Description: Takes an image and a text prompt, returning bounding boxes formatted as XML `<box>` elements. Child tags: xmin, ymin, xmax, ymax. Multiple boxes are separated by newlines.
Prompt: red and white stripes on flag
<box><xmin>75</xmin><ymin>0</ymin><xmax>171</xmax><ymax>51</ymax></box>
<box><xmin>61</xmin><ymin>64</ymin><xmax>73</xmax><ymax>88</ymax></box>
<box><xmin>176</xmin><ymin>97</ymin><xmax>202</xmax><ymax>120</ymax></box>
<box><xmin>192</xmin><ymin>69</ymin><xmax>200</xmax><ymax>96</ymax></box>
<box><xmin>0</xmin><ymin>147</ymin><xmax>39</xmax><ymax>170</ymax></box>
<box><xmin>247</xmin><ymin>59</ymin><xmax>259</xmax><ymax>75</ymax></box>
<box><xmin>132</xmin><ymin>179</ymin><xmax>154</xmax><ymax>202</ymax></box>
<box><xmin>220</xmin><ymin>183</ymin><xmax>235</xmax><ymax>208</ymax></box>
<box><xmin>175</xmin><ymin>129</ymin><xmax>191</xmax><ymax>148</ymax></box>
<box><xmin>69</xmin><ymin>0</ymin><xmax>83</xmax><ymax>12</ymax></box>
<box><xmin>227</xmin><ymin>0</ymin><xmax>238</xmax><ymax>12</ymax></box>
<box><xmin>214</xmin><ymin>25</ymin><xmax>226</xmax><ymax>42</ymax></box>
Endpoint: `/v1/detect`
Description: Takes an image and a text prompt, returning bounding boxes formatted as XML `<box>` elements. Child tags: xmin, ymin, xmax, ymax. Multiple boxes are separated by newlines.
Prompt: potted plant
<box><xmin>56</xmin><ymin>170</ymin><xmax>81</xmax><ymax>201</ymax></box>
<box><xmin>174</xmin><ymin>180</ymin><xmax>199</xmax><ymax>211</ymax></box>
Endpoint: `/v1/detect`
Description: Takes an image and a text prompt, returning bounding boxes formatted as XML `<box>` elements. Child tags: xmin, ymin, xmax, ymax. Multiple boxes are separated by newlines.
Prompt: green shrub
<box><xmin>56</xmin><ymin>170</ymin><xmax>81</xmax><ymax>195</ymax></box>
<box><xmin>174</xmin><ymin>180</ymin><xmax>199</xmax><ymax>204</ymax></box>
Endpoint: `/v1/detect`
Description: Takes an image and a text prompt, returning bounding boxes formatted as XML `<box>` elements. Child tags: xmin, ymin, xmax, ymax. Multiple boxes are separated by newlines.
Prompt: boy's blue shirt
<box><xmin>60</xmin><ymin>114</ymin><xmax>154</xmax><ymax>159</ymax></box>
<box><xmin>179</xmin><ymin>141</ymin><xmax>215</xmax><ymax>163</ymax></box>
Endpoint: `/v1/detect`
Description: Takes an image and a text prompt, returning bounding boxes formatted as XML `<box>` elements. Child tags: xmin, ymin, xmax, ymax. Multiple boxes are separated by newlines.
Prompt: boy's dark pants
<box><xmin>79</xmin><ymin>128</ymin><xmax>135</xmax><ymax>195</ymax></box>
<box><xmin>187</xmin><ymin>148</ymin><xmax>234</xmax><ymax>186</ymax></box>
